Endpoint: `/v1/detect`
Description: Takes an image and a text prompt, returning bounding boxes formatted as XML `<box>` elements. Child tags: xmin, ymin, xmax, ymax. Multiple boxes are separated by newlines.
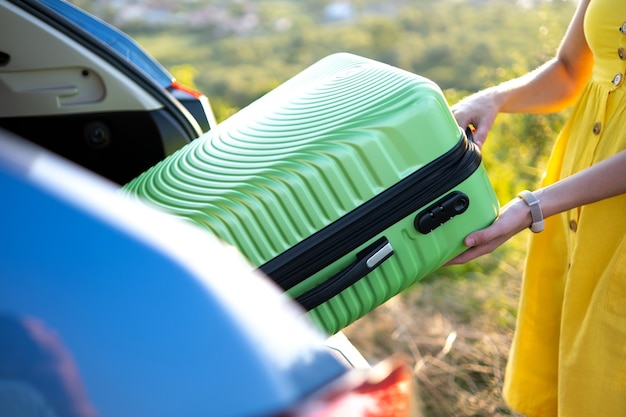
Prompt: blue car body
<box><xmin>0</xmin><ymin>1</ymin><xmax>416</xmax><ymax>414</ymax></box>
<box><xmin>0</xmin><ymin>130</ymin><xmax>347</xmax><ymax>417</ymax></box>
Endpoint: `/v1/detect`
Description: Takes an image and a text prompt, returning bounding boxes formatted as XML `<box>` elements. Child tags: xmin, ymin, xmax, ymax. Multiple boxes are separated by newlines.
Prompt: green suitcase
<box><xmin>124</xmin><ymin>53</ymin><xmax>499</xmax><ymax>335</ymax></box>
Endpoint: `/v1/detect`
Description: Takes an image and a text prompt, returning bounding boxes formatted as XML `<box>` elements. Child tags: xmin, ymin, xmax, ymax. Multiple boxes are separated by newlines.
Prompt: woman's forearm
<box><xmin>536</xmin><ymin>149</ymin><xmax>626</xmax><ymax>219</ymax></box>
<box><xmin>494</xmin><ymin>58</ymin><xmax>591</xmax><ymax>114</ymax></box>
<box><xmin>446</xmin><ymin>149</ymin><xmax>626</xmax><ymax>265</ymax></box>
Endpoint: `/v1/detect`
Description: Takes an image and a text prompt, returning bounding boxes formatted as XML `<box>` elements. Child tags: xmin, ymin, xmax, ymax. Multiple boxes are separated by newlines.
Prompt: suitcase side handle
<box><xmin>294</xmin><ymin>237</ymin><xmax>394</xmax><ymax>312</ymax></box>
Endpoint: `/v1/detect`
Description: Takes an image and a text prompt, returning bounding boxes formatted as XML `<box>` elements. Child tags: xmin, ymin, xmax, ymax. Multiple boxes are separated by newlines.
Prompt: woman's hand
<box><xmin>446</xmin><ymin>197</ymin><xmax>532</xmax><ymax>265</ymax></box>
<box><xmin>450</xmin><ymin>90</ymin><xmax>502</xmax><ymax>148</ymax></box>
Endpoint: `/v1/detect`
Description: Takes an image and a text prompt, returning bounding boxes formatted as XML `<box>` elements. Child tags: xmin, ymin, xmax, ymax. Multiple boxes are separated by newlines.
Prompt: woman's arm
<box><xmin>447</xmin><ymin>148</ymin><xmax>626</xmax><ymax>265</ymax></box>
<box><xmin>495</xmin><ymin>0</ymin><xmax>593</xmax><ymax>113</ymax></box>
<box><xmin>451</xmin><ymin>0</ymin><xmax>593</xmax><ymax>146</ymax></box>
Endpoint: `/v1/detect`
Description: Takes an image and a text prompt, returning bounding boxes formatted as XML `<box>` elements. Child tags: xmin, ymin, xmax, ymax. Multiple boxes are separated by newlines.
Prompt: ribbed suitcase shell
<box><xmin>124</xmin><ymin>53</ymin><xmax>499</xmax><ymax>334</ymax></box>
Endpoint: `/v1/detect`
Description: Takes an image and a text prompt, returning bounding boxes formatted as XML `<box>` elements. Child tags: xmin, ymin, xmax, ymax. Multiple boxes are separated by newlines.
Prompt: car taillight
<box><xmin>170</xmin><ymin>80</ymin><xmax>204</xmax><ymax>99</ymax></box>
<box><xmin>168</xmin><ymin>81</ymin><xmax>216</xmax><ymax>132</ymax></box>
<box><xmin>285</xmin><ymin>357</ymin><xmax>417</xmax><ymax>417</ymax></box>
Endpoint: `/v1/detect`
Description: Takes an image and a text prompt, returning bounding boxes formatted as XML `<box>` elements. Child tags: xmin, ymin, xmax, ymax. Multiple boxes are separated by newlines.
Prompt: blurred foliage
<box><xmin>77</xmin><ymin>0</ymin><xmax>575</xmax><ymax>122</ymax></box>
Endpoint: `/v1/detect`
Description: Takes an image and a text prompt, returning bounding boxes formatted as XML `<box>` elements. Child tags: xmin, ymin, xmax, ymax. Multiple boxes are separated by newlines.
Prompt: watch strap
<box><xmin>517</xmin><ymin>190</ymin><xmax>544</xmax><ymax>233</ymax></box>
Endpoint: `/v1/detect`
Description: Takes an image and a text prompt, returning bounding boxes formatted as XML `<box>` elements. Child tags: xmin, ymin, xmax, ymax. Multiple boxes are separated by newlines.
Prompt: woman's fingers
<box><xmin>445</xmin><ymin>198</ymin><xmax>533</xmax><ymax>265</ymax></box>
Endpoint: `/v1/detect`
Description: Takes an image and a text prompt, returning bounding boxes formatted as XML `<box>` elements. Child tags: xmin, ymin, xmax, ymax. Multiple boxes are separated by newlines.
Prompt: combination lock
<box><xmin>415</xmin><ymin>191</ymin><xmax>470</xmax><ymax>234</ymax></box>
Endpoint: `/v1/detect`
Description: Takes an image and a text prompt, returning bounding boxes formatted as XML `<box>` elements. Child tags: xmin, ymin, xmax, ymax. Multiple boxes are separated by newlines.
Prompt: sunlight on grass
<box><xmin>345</xmin><ymin>232</ymin><xmax>529</xmax><ymax>416</ymax></box>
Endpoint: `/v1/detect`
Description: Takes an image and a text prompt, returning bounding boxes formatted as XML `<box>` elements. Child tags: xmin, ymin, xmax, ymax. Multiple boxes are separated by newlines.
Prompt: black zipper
<box><xmin>259</xmin><ymin>134</ymin><xmax>482</xmax><ymax>291</ymax></box>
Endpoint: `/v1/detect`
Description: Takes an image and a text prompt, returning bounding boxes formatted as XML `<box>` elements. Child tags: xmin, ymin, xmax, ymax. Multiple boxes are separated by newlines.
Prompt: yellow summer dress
<box><xmin>502</xmin><ymin>1</ymin><xmax>626</xmax><ymax>416</ymax></box>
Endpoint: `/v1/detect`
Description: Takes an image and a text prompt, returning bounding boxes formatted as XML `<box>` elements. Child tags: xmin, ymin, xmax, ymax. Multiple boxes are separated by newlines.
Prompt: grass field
<box><xmin>344</xmin><ymin>234</ymin><xmax>528</xmax><ymax>416</ymax></box>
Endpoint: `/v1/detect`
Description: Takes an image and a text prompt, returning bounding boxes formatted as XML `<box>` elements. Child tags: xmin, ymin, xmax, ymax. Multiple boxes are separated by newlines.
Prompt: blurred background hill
<box><xmin>74</xmin><ymin>0</ymin><xmax>577</xmax><ymax>415</ymax></box>
<box><xmin>75</xmin><ymin>0</ymin><xmax>576</xmax><ymax>121</ymax></box>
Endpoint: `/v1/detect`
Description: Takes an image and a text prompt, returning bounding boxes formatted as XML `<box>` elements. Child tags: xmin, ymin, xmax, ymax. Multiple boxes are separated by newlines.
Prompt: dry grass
<box><xmin>344</xmin><ymin>239</ymin><xmax>529</xmax><ymax>417</ymax></box>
